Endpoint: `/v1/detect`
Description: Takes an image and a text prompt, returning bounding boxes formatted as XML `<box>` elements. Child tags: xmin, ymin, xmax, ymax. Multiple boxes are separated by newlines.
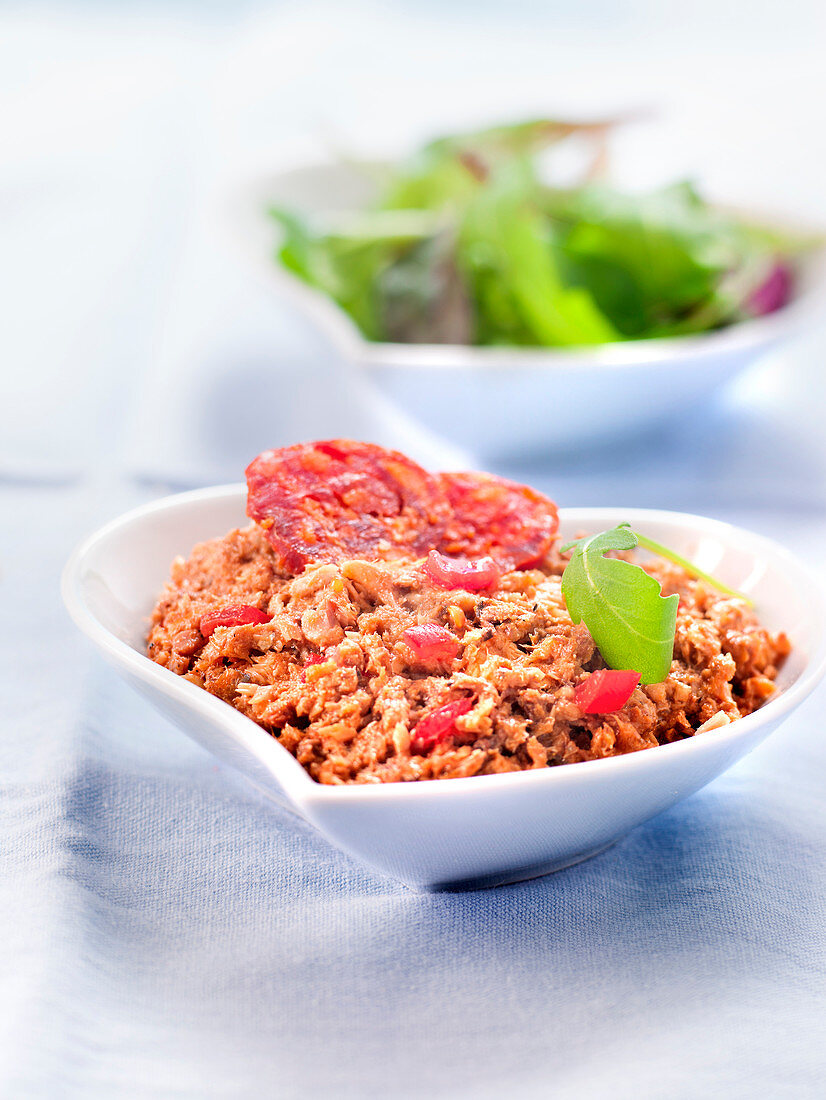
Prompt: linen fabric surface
<box><xmin>4</xmin><ymin>3</ymin><xmax>826</xmax><ymax>1097</ymax></box>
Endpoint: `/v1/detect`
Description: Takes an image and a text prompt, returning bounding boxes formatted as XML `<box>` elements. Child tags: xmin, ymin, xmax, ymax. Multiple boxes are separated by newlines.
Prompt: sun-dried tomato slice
<box><xmin>438</xmin><ymin>471</ymin><xmax>559</xmax><ymax>571</ymax></box>
<box><xmin>246</xmin><ymin>440</ymin><xmax>450</xmax><ymax>573</ymax></box>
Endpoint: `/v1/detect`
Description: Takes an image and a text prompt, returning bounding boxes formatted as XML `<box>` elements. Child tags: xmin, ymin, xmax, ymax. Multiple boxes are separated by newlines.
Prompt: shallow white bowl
<box><xmin>232</xmin><ymin>161</ymin><xmax>826</xmax><ymax>460</ymax></box>
<box><xmin>63</xmin><ymin>487</ymin><xmax>826</xmax><ymax>890</ymax></box>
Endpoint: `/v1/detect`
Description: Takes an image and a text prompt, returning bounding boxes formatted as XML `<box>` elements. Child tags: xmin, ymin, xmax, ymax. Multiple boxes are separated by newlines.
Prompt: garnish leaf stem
<box><xmin>623</xmin><ymin>525</ymin><xmax>753</xmax><ymax>607</ymax></box>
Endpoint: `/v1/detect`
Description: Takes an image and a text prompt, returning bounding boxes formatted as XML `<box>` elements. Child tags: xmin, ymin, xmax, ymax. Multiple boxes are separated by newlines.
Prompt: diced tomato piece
<box><xmin>299</xmin><ymin>651</ymin><xmax>329</xmax><ymax>682</ymax></box>
<box><xmin>410</xmin><ymin>697</ymin><xmax>475</xmax><ymax>754</ymax></box>
<box><xmin>423</xmin><ymin>549</ymin><xmax>500</xmax><ymax>593</ymax></box>
<box><xmin>575</xmin><ymin>669</ymin><xmax>640</xmax><ymax>714</ymax></box>
<box><xmin>199</xmin><ymin>604</ymin><xmax>272</xmax><ymax>637</ymax></box>
<box><xmin>403</xmin><ymin>623</ymin><xmax>460</xmax><ymax>662</ymax></box>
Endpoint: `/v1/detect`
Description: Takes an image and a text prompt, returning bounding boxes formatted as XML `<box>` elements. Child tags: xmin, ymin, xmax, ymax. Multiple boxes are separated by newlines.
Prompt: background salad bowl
<box><xmin>230</xmin><ymin>157</ymin><xmax>826</xmax><ymax>461</ymax></box>
<box><xmin>63</xmin><ymin>486</ymin><xmax>826</xmax><ymax>890</ymax></box>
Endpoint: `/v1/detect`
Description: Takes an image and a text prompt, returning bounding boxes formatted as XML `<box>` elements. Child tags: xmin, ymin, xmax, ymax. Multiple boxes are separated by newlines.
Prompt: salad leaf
<box><xmin>550</xmin><ymin>183</ymin><xmax>738</xmax><ymax>336</ymax></box>
<box><xmin>561</xmin><ymin>526</ymin><xmax>678</xmax><ymax>684</ymax></box>
<box><xmin>270</xmin><ymin>206</ymin><xmax>438</xmax><ymax>340</ymax></box>
<box><xmin>458</xmin><ymin>162</ymin><xmax>618</xmax><ymax>346</ymax></box>
<box><xmin>376</xmin><ymin>230</ymin><xmax>473</xmax><ymax>344</ymax></box>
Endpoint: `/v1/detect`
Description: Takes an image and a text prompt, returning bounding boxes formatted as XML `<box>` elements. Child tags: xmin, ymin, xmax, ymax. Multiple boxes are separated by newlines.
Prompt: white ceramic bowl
<box><xmin>63</xmin><ymin>486</ymin><xmax>826</xmax><ymax>890</ymax></box>
<box><xmin>231</xmin><ymin>161</ymin><xmax>826</xmax><ymax>461</ymax></box>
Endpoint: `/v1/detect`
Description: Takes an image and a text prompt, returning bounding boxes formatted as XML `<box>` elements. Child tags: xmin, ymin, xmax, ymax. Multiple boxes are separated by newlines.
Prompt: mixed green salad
<box><xmin>270</xmin><ymin>118</ymin><xmax>804</xmax><ymax>347</ymax></box>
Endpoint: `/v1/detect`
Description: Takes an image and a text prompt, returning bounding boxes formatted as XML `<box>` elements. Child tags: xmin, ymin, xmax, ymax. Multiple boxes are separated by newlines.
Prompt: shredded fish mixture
<box><xmin>147</xmin><ymin>523</ymin><xmax>789</xmax><ymax>785</ymax></box>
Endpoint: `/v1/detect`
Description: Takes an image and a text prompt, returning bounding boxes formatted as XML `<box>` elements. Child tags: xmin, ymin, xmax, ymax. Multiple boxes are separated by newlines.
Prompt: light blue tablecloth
<box><xmin>3</xmin><ymin>3</ymin><xmax>826</xmax><ymax>1096</ymax></box>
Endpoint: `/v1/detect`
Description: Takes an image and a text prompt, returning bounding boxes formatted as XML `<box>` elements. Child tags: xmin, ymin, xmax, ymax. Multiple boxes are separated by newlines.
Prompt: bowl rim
<box><xmin>234</xmin><ymin>157</ymin><xmax>826</xmax><ymax>372</ymax></box>
<box><xmin>62</xmin><ymin>484</ymin><xmax>826</xmax><ymax>807</ymax></box>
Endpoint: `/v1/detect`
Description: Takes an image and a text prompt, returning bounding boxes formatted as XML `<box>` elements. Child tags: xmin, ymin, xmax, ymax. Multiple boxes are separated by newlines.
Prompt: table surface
<box><xmin>3</xmin><ymin>3</ymin><xmax>826</xmax><ymax>1096</ymax></box>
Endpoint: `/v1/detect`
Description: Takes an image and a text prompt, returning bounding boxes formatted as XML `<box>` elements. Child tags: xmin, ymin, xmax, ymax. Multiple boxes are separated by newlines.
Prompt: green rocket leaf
<box><xmin>561</xmin><ymin>526</ymin><xmax>679</xmax><ymax>684</ymax></box>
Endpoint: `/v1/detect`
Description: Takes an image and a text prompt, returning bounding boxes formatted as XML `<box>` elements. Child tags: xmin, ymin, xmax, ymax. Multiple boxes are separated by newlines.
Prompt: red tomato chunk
<box><xmin>199</xmin><ymin>605</ymin><xmax>272</xmax><ymax>637</ymax></box>
<box><xmin>423</xmin><ymin>549</ymin><xmax>500</xmax><ymax>593</ymax></box>
<box><xmin>403</xmin><ymin>623</ymin><xmax>460</xmax><ymax>661</ymax></box>
<box><xmin>575</xmin><ymin>669</ymin><xmax>640</xmax><ymax>714</ymax></box>
<box><xmin>411</xmin><ymin>697</ymin><xmax>475</xmax><ymax>754</ymax></box>
<box><xmin>299</xmin><ymin>652</ymin><xmax>328</xmax><ymax>682</ymax></box>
